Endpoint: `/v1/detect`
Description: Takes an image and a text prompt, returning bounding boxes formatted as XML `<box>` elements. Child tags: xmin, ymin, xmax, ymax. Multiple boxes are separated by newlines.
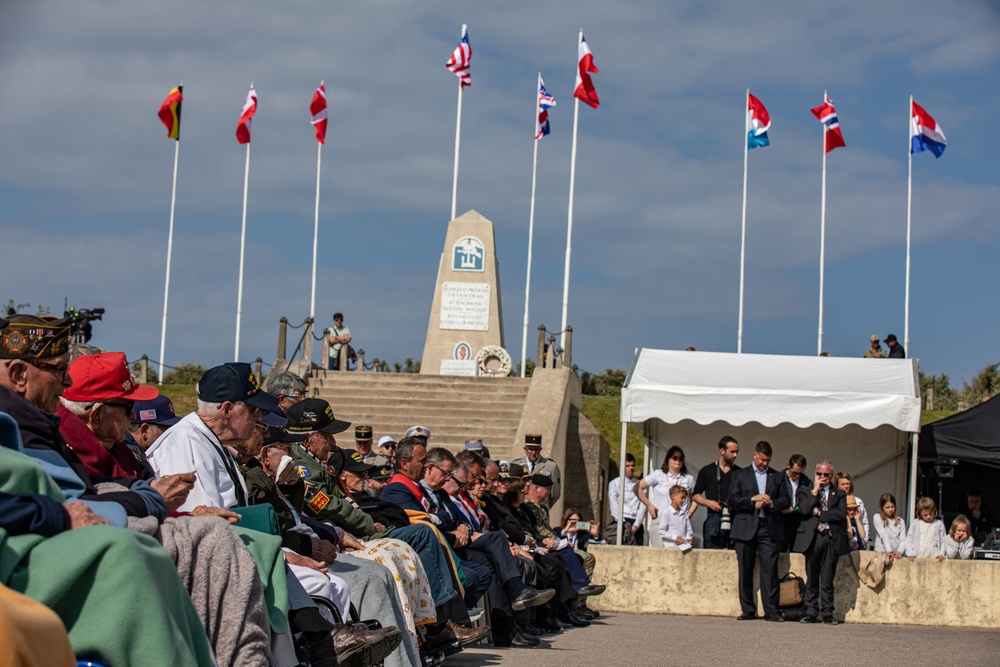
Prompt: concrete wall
<box><xmin>587</xmin><ymin>545</ymin><xmax>1000</xmax><ymax>628</ymax></box>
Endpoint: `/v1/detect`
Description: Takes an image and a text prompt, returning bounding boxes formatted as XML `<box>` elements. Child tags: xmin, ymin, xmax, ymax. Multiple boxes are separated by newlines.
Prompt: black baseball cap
<box><xmin>131</xmin><ymin>396</ymin><xmax>182</xmax><ymax>427</ymax></box>
<box><xmin>344</xmin><ymin>450</ymin><xmax>376</xmax><ymax>474</ymax></box>
<box><xmin>285</xmin><ymin>398</ymin><xmax>351</xmax><ymax>435</ymax></box>
<box><xmin>197</xmin><ymin>362</ymin><xmax>278</xmax><ymax>411</ymax></box>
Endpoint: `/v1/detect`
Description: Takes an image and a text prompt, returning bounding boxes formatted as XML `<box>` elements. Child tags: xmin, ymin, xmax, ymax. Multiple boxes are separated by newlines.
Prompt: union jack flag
<box><xmin>446</xmin><ymin>26</ymin><xmax>472</xmax><ymax>87</ymax></box>
<box><xmin>535</xmin><ymin>75</ymin><xmax>556</xmax><ymax>140</ymax></box>
<box><xmin>810</xmin><ymin>94</ymin><xmax>846</xmax><ymax>153</ymax></box>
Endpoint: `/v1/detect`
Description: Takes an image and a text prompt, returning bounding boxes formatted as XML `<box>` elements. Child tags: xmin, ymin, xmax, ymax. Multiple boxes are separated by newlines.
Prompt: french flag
<box><xmin>574</xmin><ymin>33</ymin><xmax>600</xmax><ymax>109</ymax></box>
<box><xmin>911</xmin><ymin>101</ymin><xmax>947</xmax><ymax>158</ymax></box>
<box><xmin>810</xmin><ymin>94</ymin><xmax>845</xmax><ymax>153</ymax></box>
<box><xmin>747</xmin><ymin>93</ymin><xmax>771</xmax><ymax>150</ymax></box>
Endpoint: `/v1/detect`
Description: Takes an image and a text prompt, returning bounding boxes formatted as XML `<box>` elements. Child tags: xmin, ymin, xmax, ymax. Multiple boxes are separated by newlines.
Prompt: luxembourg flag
<box><xmin>574</xmin><ymin>33</ymin><xmax>600</xmax><ymax>109</ymax></box>
<box><xmin>535</xmin><ymin>75</ymin><xmax>556</xmax><ymax>140</ymax></box>
<box><xmin>747</xmin><ymin>93</ymin><xmax>771</xmax><ymax>150</ymax></box>
<box><xmin>911</xmin><ymin>101</ymin><xmax>947</xmax><ymax>158</ymax></box>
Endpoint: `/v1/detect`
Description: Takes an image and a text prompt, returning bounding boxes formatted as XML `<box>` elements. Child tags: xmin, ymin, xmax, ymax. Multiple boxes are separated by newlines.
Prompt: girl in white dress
<box><xmin>904</xmin><ymin>496</ymin><xmax>947</xmax><ymax>560</ymax></box>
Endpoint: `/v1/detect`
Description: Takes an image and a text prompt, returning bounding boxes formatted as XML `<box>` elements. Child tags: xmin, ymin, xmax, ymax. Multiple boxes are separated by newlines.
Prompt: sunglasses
<box><xmin>816</xmin><ymin>472</ymin><xmax>832</xmax><ymax>477</ymax></box>
<box><xmin>670</xmin><ymin>455</ymin><xmax>684</xmax><ymax>461</ymax></box>
<box><xmin>20</xmin><ymin>358</ymin><xmax>70</xmax><ymax>379</ymax></box>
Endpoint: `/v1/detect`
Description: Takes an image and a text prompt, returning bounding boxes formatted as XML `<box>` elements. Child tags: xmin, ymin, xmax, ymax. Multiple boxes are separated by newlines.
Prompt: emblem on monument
<box><xmin>452</xmin><ymin>236</ymin><xmax>484</xmax><ymax>272</ymax></box>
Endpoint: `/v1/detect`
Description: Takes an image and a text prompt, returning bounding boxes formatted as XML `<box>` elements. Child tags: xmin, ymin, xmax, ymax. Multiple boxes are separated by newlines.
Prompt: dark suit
<box><xmin>780</xmin><ymin>471</ymin><xmax>811</xmax><ymax>552</ymax></box>
<box><xmin>793</xmin><ymin>484</ymin><xmax>848</xmax><ymax>619</ymax></box>
<box><xmin>727</xmin><ymin>464</ymin><xmax>791</xmax><ymax>616</ymax></box>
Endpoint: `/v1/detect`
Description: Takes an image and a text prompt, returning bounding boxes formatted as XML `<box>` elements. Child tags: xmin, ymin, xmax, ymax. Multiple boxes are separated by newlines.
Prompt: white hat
<box><xmin>405</xmin><ymin>425</ymin><xmax>431</xmax><ymax>440</ymax></box>
<box><xmin>378</xmin><ymin>435</ymin><xmax>397</xmax><ymax>448</ymax></box>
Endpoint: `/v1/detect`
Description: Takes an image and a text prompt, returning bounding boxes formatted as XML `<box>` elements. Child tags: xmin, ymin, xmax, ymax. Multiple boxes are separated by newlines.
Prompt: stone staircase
<box><xmin>309</xmin><ymin>372</ymin><xmax>532</xmax><ymax>456</ymax></box>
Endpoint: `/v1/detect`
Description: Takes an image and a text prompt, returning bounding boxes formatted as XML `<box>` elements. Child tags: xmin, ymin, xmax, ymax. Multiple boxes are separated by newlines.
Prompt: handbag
<box><xmin>778</xmin><ymin>571</ymin><xmax>805</xmax><ymax>608</ymax></box>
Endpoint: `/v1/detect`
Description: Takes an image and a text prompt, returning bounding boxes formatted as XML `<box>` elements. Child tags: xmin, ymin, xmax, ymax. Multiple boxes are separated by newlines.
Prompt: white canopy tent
<box><xmin>616</xmin><ymin>348</ymin><xmax>921</xmax><ymax>546</ymax></box>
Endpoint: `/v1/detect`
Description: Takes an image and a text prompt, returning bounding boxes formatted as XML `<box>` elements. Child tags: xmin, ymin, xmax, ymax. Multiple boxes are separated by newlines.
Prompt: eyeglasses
<box><xmin>670</xmin><ymin>455</ymin><xmax>684</xmax><ymax>461</ymax></box>
<box><xmin>20</xmin><ymin>358</ymin><xmax>70</xmax><ymax>380</ymax></box>
<box><xmin>102</xmin><ymin>400</ymin><xmax>135</xmax><ymax>414</ymax></box>
<box><xmin>815</xmin><ymin>472</ymin><xmax>832</xmax><ymax>477</ymax></box>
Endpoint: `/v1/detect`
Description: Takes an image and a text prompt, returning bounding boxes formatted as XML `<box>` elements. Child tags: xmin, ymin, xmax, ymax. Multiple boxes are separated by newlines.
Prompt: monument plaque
<box><xmin>421</xmin><ymin>210</ymin><xmax>505</xmax><ymax>374</ymax></box>
<box><xmin>439</xmin><ymin>282</ymin><xmax>490</xmax><ymax>331</ymax></box>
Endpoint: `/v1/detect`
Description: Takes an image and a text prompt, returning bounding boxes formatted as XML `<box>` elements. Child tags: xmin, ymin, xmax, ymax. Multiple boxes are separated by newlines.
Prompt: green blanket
<box><xmin>0</xmin><ymin>446</ymin><xmax>217</xmax><ymax>666</ymax></box>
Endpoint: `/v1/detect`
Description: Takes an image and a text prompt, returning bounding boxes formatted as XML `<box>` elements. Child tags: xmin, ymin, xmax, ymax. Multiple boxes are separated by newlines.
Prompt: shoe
<box><xmin>494</xmin><ymin>631</ymin><xmax>540</xmax><ymax>648</ymax></box>
<box><xmin>553</xmin><ymin>617</ymin><xmax>574</xmax><ymax>629</ymax></box>
<box><xmin>333</xmin><ymin>624</ymin><xmax>403</xmax><ymax>667</ymax></box>
<box><xmin>558</xmin><ymin>612</ymin><xmax>591</xmax><ymax>628</ymax></box>
<box><xmin>511</xmin><ymin>586</ymin><xmax>556</xmax><ymax>611</ymax></box>
<box><xmin>574</xmin><ymin>608</ymin><xmax>594</xmax><ymax>621</ymax></box>
<box><xmin>822</xmin><ymin>617</ymin><xmax>840</xmax><ymax>625</ymax></box>
<box><xmin>446</xmin><ymin>620</ymin><xmax>490</xmax><ymax>646</ymax></box>
<box><xmin>467</xmin><ymin>607</ymin><xmax>485</xmax><ymax>623</ymax></box>
<box><xmin>763</xmin><ymin>613</ymin><xmax>785</xmax><ymax>622</ymax></box>
<box><xmin>799</xmin><ymin>615</ymin><xmax>818</xmax><ymax>624</ymax></box>
<box><xmin>521</xmin><ymin>623</ymin><xmax>544</xmax><ymax>637</ymax></box>
<box><xmin>536</xmin><ymin>617</ymin><xmax>565</xmax><ymax>633</ymax></box>
<box><xmin>422</xmin><ymin>624</ymin><xmax>458</xmax><ymax>650</ymax></box>
<box><xmin>576</xmin><ymin>584</ymin><xmax>606</xmax><ymax>597</ymax></box>
<box><xmin>736</xmin><ymin>612</ymin><xmax>758</xmax><ymax>621</ymax></box>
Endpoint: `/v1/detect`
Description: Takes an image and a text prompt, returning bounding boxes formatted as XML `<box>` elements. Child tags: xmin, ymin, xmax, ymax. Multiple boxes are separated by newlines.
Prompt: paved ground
<box><xmin>445</xmin><ymin>612</ymin><xmax>1000</xmax><ymax>667</ymax></box>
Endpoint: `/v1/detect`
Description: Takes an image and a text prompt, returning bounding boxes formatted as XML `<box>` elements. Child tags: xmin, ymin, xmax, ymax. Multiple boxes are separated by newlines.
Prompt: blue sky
<box><xmin>1</xmin><ymin>1</ymin><xmax>997</xmax><ymax>385</ymax></box>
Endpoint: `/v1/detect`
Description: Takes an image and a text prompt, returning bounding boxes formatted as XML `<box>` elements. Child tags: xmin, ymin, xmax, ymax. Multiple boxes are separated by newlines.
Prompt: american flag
<box><xmin>535</xmin><ymin>76</ymin><xmax>556</xmax><ymax>140</ymax></box>
<box><xmin>810</xmin><ymin>94</ymin><xmax>846</xmax><ymax>153</ymax></box>
<box><xmin>310</xmin><ymin>83</ymin><xmax>328</xmax><ymax>144</ymax></box>
<box><xmin>446</xmin><ymin>26</ymin><xmax>472</xmax><ymax>87</ymax></box>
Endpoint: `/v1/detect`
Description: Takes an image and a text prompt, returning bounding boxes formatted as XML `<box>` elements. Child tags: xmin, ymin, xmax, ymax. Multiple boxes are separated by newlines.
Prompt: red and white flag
<box><xmin>574</xmin><ymin>33</ymin><xmax>600</xmax><ymax>109</ymax></box>
<box><xmin>446</xmin><ymin>26</ymin><xmax>472</xmax><ymax>87</ymax></box>
<box><xmin>236</xmin><ymin>85</ymin><xmax>258</xmax><ymax>145</ymax></box>
<box><xmin>310</xmin><ymin>83</ymin><xmax>328</xmax><ymax>144</ymax></box>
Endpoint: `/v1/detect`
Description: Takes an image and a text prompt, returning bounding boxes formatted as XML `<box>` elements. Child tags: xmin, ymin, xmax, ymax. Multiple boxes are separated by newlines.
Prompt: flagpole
<box><xmin>158</xmin><ymin>135</ymin><xmax>180</xmax><ymax>383</ymax></box>
<box><xmin>450</xmin><ymin>24</ymin><xmax>466</xmax><ymax>222</ymax></box>
<box><xmin>738</xmin><ymin>89</ymin><xmax>749</xmax><ymax>354</ymax></box>
<box><xmin>522</xmin><ymin>74</ymin><xmax>542</xmax><ymax>377</ymax></box>
<box><xmin>817</xmin><ymin>91</ymin><xmax>828</xmax><ymax>357</ymax></box>
<box><xmin>311</xmin><ymin>103</ymin><xmax>323</xmax><ymax>322</ymax></box>
<box><xmin>904</xmin><ymin>95</ymin><xmax>913</xmax><ymax>355</ymax></box>
<box><xmin>235</xmin><ymin>140</ymin><xmax>251</xmax><ymax>361</ymax></box>
<box><xmin>561</xmin><ymin>93</ymin><xmax>581</xmax><ymax>350</ymax></box>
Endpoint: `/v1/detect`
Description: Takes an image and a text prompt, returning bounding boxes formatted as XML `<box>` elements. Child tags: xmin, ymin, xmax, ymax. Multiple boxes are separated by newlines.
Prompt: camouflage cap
<box><xmin>0</xmin><ymin>315</ymin><xmax>71</xmax><ymax>360</ymax></box>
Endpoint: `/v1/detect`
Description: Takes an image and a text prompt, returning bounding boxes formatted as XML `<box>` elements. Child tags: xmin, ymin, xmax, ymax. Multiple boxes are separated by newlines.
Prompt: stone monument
<box><xmin>420</xmin><ymin>210</ymin><xmax>507</xmax><ymax>376</ymax></box>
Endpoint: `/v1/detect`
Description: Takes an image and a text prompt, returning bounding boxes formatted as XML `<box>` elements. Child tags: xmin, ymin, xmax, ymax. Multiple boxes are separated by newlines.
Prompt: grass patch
<box><xmin>581</xmin><ymin>395</ymin><xmax>644</xmax><ymax>478</ymax></box>
<box><xmin>155</xmin><ymin>384</ymin><xmax>198</xmax><ymax>417</ymax></box>
<box><xmin>922</xmin><ymin>410</ymin><xmax>957</xmax><ymax>425</ymax></box>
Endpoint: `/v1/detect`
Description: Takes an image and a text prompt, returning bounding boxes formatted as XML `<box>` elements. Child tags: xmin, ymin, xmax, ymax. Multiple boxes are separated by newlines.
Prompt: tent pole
<box><xmin>617</xmin><ymin>421</ymin><xmax>628</xmax><ymax>546</ymax></box>
<box><xmin>908</xmin><ymin>433</ymin><xmax>919</xmax><ymax>521</ymax></box>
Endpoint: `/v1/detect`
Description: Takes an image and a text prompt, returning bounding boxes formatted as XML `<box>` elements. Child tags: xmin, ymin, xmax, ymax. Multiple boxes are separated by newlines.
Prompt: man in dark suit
<box><xmin>780</xmin><ymin>454</ymin><xmax>811</xmax><ymax>552</ymax></box>
<box><xmin>793</xmin><ymin>460</ymin><xmax>848</xmax><ymax>625</ymax></box>
<box><xmin>727</xmin><ymin>441</ymin><xmax>790</xmax><ymax>622</ymax></box>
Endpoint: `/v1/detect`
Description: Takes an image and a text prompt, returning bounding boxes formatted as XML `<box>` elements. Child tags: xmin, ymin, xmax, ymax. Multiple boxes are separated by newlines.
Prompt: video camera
<box><xmin>64</xmin><ymin>306</ymin><xmax>105</xmax><ymax>344</ymax></box>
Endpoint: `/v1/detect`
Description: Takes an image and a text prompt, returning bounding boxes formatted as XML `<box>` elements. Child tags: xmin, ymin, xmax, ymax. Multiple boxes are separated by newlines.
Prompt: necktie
<box><xmin>818</xmin><ymin>488</ymin><xmax>829</xmax><ymax>533</ymax></box>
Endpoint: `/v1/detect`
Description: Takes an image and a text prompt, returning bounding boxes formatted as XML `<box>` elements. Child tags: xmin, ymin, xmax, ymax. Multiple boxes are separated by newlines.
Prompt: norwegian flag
<box><xmin>810</xmin><ymin>94</ymin><xmax>846</xmax><ymax>153</ymax></box>
<box><xmin>574</xmin><ymin>33</ymin><xmax>600</xmax><ymax>109</ymax></box>
<box><xmin>446</xmin><ymin>26</ymin><xmax>472</xmax><ymax>87</ymax></box>
<box><xmin>310</xmin><ymin>83</ymin><xmax>328</xmax><ymax>144</ymax></box>
<box><xmin>535</xmin><ymin>75</ymin><xmax>556</xmax><ymax>140</ymax></box>
<box><xmin>236</xmin><ymin>85</ymin><xmax>258</xmax><ymax>145</ymax></box>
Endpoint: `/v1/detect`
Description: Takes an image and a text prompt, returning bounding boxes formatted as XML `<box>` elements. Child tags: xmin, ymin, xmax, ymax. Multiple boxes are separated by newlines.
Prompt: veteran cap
<box><xmin>530</xmin><ymin>473</ymin><xmax>553</xmax><ymax>487</ymax></box>
<box><xmin>63</xmin><ymin>352</ymin><xmax>159</xmax><ymax>403</ymax></box>
<box><xmin>285</xmin><ymin>398</ymin><xmax>351</xmax><ymax>435</ymax></box>
<box><xmin>131</xmin><ymin>395</ymin><xmax>182</xmax><ymax>427</ymax></box>
<box><xmin>0</xmin><ymin>315</ymin><xmax>71</xmax><ymax>360</ymax></box>
<box><xmin>197</xmin><ymin>362</ymin><xmax>278</xmax><ymax>411</ymax></box>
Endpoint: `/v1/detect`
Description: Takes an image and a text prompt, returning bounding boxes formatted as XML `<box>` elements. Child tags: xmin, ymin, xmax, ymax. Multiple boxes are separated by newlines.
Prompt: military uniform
<box><xmin>522</xmin><ymin>500</ymin><xmax>558</xmax><ymax>541</ymax></box>
<box><xmin>290</xmin><ymin>443</ymin><xmax>382</xmax><ymax>539</ymax></box>
<box><xmin>512</xmin><ymin>454</ymin><xmax>562</xmax><ymax>505</ymax></box>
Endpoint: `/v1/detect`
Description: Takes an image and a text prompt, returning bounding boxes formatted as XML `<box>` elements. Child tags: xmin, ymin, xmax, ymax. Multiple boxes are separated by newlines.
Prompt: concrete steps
<box><xmin>311</xmin><ymin>372</ymin><xmax>532</xmax><ymax>453</ymax></box>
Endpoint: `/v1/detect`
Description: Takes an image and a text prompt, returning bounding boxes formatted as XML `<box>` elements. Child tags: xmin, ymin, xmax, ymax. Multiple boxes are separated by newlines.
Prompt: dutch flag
<box><xmin>911</xmin><ymin>101</ymin><xmax>947</xmax><ymax>158</ymax></box>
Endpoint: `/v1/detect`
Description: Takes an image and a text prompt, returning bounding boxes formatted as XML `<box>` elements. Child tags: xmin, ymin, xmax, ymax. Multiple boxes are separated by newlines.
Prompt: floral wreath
<box><xmin>476</xmin><ymin>345</ymin><xmax>512</xmax><ymax>376</ymax></box>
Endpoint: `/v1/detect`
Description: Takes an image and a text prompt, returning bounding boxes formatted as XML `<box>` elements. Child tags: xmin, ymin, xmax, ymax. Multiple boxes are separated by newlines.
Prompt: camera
<box><xmin>64</xmin><ymin>307</ymin><xmax>105</xmax><ymax>344</ymax></box>
<box><xmin>720</xmin><ymin>506</ymin><xmax>732</xmax><ymax>532</ymax></box>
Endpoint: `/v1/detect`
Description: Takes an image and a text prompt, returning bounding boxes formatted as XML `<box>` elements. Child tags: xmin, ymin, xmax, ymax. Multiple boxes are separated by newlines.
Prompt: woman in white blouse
<box><xmin>635</xmin><ymin>446</ymin><xmax>695</xmax><ymax>545</ymax></box>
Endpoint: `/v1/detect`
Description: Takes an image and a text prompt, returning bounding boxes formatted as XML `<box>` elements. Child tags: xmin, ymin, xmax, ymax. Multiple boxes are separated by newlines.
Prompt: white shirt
<box><xmin>645</xmin><ymin>469</ymin><xmax>695</xmax><ymax>540</ymax></box>
<box><xmin>872</xmin><ymin>514</ymin><xmax>906</xmax><ymax>553</ymax></box>
<box><xmin>608</xmin><ymin>475</ymin><xmax>647</xmax><ymax>524</ymax></box>
<box><xmin>660</xmin><ymin>505</ymin><xmax>693</xmax><ymax>547</ymax></box>
<box><xmin>146</xmin><ymin>412</ymin><xmax>249</xmax><ymax>512</ymax></box>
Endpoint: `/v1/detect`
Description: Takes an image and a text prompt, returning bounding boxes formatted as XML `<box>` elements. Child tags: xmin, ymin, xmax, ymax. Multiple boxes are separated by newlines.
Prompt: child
<box><xmin>661</xmin><ymin>485</ymin><xmax>693</xmax><ymax>551</ymax></box>
<box><xmin>846</xmin><ymin>496</ymin><xmax>867</xmax><ymax>551</ymax></box>
<box><xmin>903</xmin><ymin>496</ymin><xmax>947</xmax><ymax>561</ymax></box>
<box><xmin>834</xmin><ymin>472</ymin><xmax>869</xmax><ymax>544</ymax></box>
<box><xmin>872</xmin><ymin>492</ymin><xmax>906</xmax><ymax>559</ymax></box>
<box><xmin>944</xmin><ymin>515</ymin><xmax>975</xmax><ymax>560</ymax></box>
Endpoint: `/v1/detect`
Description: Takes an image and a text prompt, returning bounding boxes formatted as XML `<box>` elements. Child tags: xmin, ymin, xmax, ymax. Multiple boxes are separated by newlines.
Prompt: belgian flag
<box><xmin>158</xmin><ymin>85</ymin><xmax>183</xmax><ymax>140</ymax></box>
